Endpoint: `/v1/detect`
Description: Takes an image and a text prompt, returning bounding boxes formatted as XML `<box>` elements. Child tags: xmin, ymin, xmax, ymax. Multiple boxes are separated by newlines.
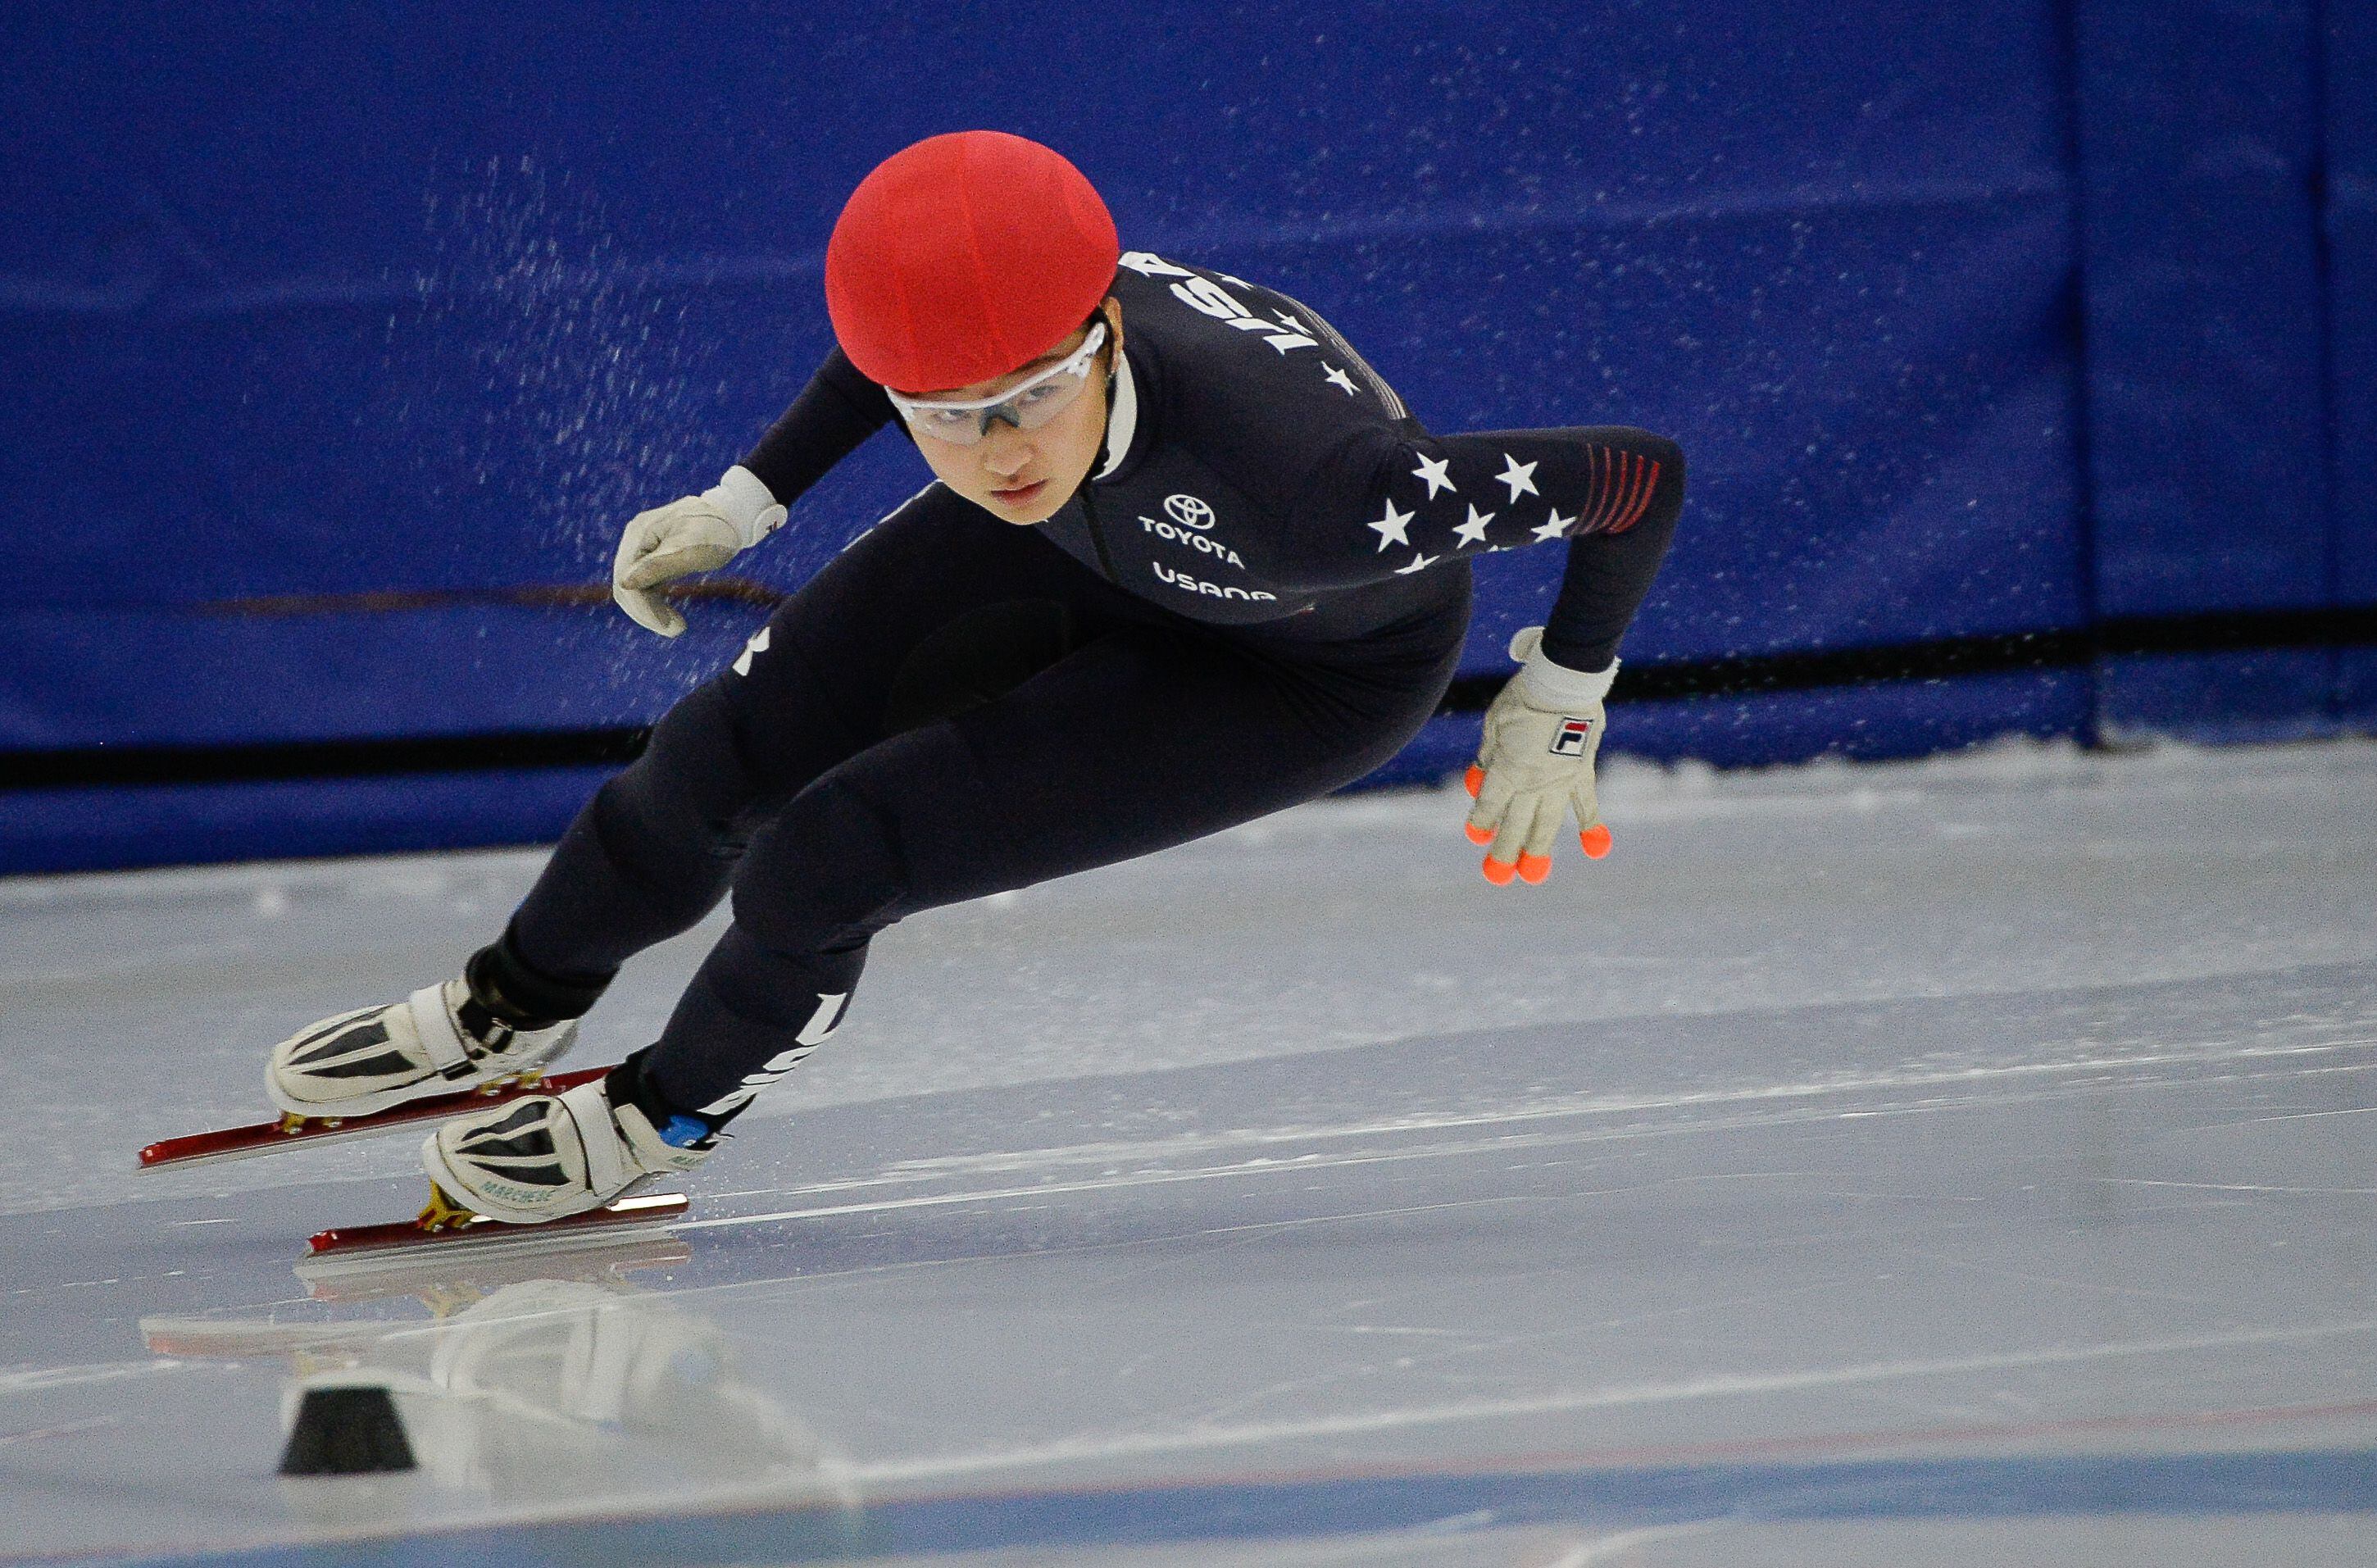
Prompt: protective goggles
<box><xmin>886</xmin><ymin>320</ymin><xmax>1107</xmax><ymax>446</ymax></box>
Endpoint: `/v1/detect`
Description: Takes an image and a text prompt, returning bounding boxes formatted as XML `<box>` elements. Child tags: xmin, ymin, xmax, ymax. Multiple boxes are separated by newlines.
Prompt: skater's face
<box><xmin>903</xmin><ymin>298</ymin><xmax>1123</xmax><ymax>525</ymax></box>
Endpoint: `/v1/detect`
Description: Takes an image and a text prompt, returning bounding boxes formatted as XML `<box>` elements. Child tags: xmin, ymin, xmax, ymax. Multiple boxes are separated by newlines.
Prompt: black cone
<box><xmin>278</xmin><ymin>1384</ymin><xmax>416</xmax><ymax>1476</ymax></box>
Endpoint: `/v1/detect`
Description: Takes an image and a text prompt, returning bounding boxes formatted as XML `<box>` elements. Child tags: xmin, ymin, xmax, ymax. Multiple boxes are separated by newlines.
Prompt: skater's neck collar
<box><xmin>1093</xmin><ymin>343</ymin><xmax>1139</xmax><ymax>483</ymax></box>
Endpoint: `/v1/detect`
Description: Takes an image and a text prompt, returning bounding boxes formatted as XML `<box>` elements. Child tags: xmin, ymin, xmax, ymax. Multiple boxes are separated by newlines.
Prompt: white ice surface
<box><xmin>2</xmin><ymin>737</ymin><xmax>2374</xmax><ymax>1564</ymax></box>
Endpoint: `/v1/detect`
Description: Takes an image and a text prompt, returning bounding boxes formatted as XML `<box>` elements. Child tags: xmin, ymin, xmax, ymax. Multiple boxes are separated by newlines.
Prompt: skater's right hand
<box><xmin>611</xmin><ymin>466</ymin><xmax>787</xmax><ymax>638</ymax></box>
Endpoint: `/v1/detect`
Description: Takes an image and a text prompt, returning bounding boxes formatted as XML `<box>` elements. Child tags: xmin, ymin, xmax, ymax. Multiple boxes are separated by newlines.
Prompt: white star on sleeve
<box><xmin>1392</xmin><ymin>551</ymin><xmax>1440</xmax><ymax>575</ymax></box>
<box><xmin>1452</xmin><ymin>504</ymin><xmax>1496</xmax><ymax>548</ymax></box>
<box><xmin>1411</xmin><ymin>452</ymin><xmax>1455</xmax><ymax>500</ymax></box>
<box><xmin>1496</xmin><ymin>453</ymin><xmax>1539</xmax><ymax>502</ymax></box>
<box><xmin>1322</xmin><ymin>363</ymin><xmax>1359</xmax><ymax>396</ymax></box>
<box><xmin>1272</xmin><ymin>309</ymin><xmax>1307</xmax><ymax>332</ymax></box>
<box><xmin>1532</xmin><ymin>507</ymin><xmax>1576</xmax><ymax>543</ymax></box>
<box><xmin>1368</xmin><ymin>498</ymin><xmax>1415</xmax><ymax>551</ymax></box>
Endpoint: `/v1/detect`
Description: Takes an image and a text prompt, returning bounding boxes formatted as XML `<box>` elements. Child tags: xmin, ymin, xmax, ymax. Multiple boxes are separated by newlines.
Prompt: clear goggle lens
<box><xmin>887</xmin><ymin>320</ymin><xmax>1107</xmax><ymax>447</ymax></box>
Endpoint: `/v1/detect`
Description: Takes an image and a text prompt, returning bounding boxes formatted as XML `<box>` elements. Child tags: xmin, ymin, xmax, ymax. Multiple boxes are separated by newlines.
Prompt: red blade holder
<box><xmin>307</xmin><ymin>1193</ymin><xmax>692</xmax><ymax>1258</ymax></box>
<box><xmin>138</xmin><ymin>1067</ymin><xmax>614</xmax><ymax>1171</ymax></box>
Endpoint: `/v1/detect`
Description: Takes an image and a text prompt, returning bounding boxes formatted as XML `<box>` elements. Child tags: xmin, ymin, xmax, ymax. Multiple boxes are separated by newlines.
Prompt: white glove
<box><xmin>611</xmin><ymin>466</ymin><xmax>786</xmax><ymax>638</ymax></box>
<box><xmin>1461</xmin><ymin>626</ymin><xmax>1618</xmax><ymax>885</ymax></box>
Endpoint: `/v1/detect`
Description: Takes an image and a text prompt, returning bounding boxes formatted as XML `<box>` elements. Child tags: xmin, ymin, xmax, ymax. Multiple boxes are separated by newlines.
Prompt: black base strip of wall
<box><xmin>6</xmin><ymin>605</ymin><xmax>2373</xmax><ymax>792</ymax></box>
<box><xmin>1</xmin><ymin>727</ymin><xmax>657</xmax><ymax>790</ymax></box>
<box><xmin>1445</xmin><ymin>604</ymin><xmax>2377</xmax><ymax>711</ymax></box>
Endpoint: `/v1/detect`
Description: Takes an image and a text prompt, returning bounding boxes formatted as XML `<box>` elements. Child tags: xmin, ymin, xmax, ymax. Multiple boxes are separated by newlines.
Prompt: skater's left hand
<box><xmin>1462</xmin><ymin>627</ymin><xmax>1617</xmax><ymax>885</ymax></box>
<box><xmin>611</xmin><ymin>466</ymin><xmax>787</xmax><ymax>638</ymax></box>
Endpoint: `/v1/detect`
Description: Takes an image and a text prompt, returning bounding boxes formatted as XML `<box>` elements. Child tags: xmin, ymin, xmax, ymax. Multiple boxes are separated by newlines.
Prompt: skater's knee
<box><xmin>881</xmin><ymin>599</ymin><xmax>1075</xmax><ymax>734</ymax></box>
<box><xmin>728</xmin><ymin>775</ymin><xmax>908</xmax><ymax>956</ymax></box>
<box><xmin>598</xmin><ymin>684</ymin><xmax>771</xmax><ymax>854</ymax></box>
<box><xmin>647</xmin><ymin>682</ymin><xmax>764</xmax><ymax>808</ymax></box>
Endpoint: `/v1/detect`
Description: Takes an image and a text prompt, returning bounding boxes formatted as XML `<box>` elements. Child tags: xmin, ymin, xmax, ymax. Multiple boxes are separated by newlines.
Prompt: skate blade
<box><xmin>290</xmin><ymin>1235</ymin><xmax>692</xmax><ymax>1306</ymax></box>
<box><xmin>139</xmin><ymin>1066</ymin><xmax>612</xmax><ymax>1171</ymax></box>
<box><xmin>302</xmin><ymin>1193</ymin><xmax>691</xmax><ymax>1269</ymax></box>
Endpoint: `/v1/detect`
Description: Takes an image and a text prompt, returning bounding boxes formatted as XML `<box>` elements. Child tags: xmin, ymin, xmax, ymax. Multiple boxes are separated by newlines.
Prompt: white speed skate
<box><xmin>266</xmin><ymin>979</ymin><xmax>577</xmax><ymax>1123</ymax></box>
<box><xmin>421</xmin><ymin>1077</ymin><xmax>712</xmax><ymax>1226</ymax></box>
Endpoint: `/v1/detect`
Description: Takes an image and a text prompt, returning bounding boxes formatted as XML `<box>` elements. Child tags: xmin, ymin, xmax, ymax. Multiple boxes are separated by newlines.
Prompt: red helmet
<box><xmin>825</xmin><ymin>131</ymin><xmax>1120</xmax><ymax>393</ymax></box>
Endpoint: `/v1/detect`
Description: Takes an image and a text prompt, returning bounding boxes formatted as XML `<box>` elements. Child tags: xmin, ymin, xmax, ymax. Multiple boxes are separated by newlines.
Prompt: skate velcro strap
<box><xmin>406</xmin><ymin>984</ymin><xmax>472</xmax><ymax>1075</ymax></box>
<box><xmin>558</xmin><ymin>1081</ymin><xmax>625</xmax><ymax>1196</ymax></box>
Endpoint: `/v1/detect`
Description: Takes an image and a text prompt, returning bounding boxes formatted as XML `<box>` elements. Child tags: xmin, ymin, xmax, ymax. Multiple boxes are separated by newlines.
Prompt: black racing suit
<box><xmin>477</xmin><ymin>252</ymin><xmax>1685</xmax><ymax>1124</ymax></box>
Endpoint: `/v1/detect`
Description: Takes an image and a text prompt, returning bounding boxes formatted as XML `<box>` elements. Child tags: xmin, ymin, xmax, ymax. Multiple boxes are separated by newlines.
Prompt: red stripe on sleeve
<box><xmin>1578</xmin><ymin>447</ymin><xmax>1617</xmax><ymax>534</ymax></box>
<box><xmin>1616</xmin><ymin>456</ymin><xmax>1654</xmax><ymax>537</ymax></box>
<box><xmin>1595</xmin><ymin>452</ymin><xmax>1638</xmax><ymax>535</ymax></box>
<box><xmin>1607</xmin><ymin>457</ymin><xmax>1661</xmax><ymax>534</ymax></box>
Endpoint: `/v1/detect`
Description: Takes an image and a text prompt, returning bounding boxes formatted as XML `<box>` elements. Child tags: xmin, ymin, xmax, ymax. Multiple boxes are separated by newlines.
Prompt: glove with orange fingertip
<box><xmin>1461</xmin><ymin>626</ymin><xmax>1616</xmax><ymax>885</ymax></box>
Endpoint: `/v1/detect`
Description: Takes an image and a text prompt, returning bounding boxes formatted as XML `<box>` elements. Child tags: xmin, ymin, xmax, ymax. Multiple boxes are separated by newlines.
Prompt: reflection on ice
<box><xmin>142</xmin><ymin>1253</ymin><xmax>855</xmax><ymax>1529</ymax></box>
<box><xmin>8</xmin><ymin>740</ymin><xmax>2375</xmax><ymax>1564</ymax></box>
<box><xmin>294</xmin><ymin>1232</ymin><xmax>694</xmax><ymax>1309</ymax></box>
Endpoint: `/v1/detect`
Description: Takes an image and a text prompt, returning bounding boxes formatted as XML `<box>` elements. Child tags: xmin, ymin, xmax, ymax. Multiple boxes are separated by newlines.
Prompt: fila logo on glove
<box><xmin>1549</xmin><ymin>717</ymin><xmax>1593</xmax><ymax>757</ymax></box>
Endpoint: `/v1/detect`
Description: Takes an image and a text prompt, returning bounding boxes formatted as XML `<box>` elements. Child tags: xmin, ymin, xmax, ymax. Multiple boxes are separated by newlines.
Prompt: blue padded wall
<box><xmin>2074</xmin><ymin>1</ymin><xmax>2331</xmax><ymax>618</ymax></box>
<box><xmin>2072</xmin><ymin>0</ymin><xmax>2338</xmax><ymax>735</ymax></box>
<box><xmin>0</xmin><ymin>0</ymin><xmax>2364</xmax><ymax>873</ymax></box>
<box><xmin>2333</xmin><ymin>1</ymin><xmax>2377</xmax><ymax>724</ymax></box>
